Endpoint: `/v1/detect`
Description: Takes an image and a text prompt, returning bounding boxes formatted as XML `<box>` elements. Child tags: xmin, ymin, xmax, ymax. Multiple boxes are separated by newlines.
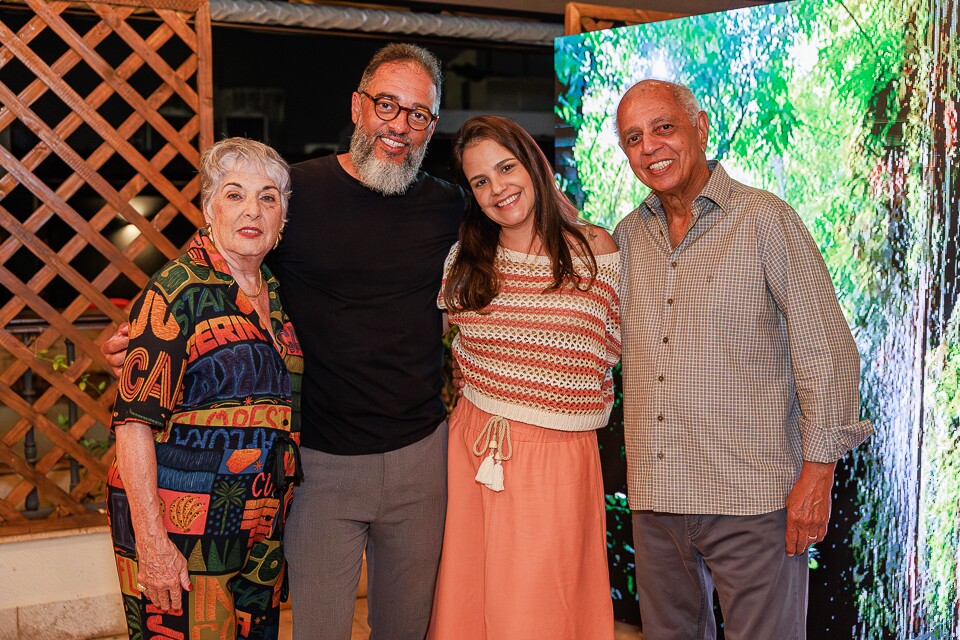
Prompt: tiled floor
<box><xmin>104</xmin><ymin>598</ymin><xmax>643</xmax><ymax>638</ymax></box>
<box><xmin>276</xmin><ymin>600</ymin><xmax>644</xmax><ymax>639</ymax></box>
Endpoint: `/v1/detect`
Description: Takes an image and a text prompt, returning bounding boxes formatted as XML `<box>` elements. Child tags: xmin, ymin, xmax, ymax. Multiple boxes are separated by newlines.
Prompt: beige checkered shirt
<box><xmin>613</xmin><ymin>162</ymin><xmax>873</xmax><ymax>516</ymax></box>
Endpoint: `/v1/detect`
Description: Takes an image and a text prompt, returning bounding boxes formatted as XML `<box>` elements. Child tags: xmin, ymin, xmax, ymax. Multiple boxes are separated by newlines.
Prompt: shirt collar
<box><xmin>187</xmin><ymin>226</ymin><xmax>234</xmax><ymax>278</ymax></box>
<box><xmin>187</xmin><ymin>227</ymin><xmax>286</xmax><ymax>335</ymax></box>
<box><xmin>637</xmin><ymin>160</ymin><xmax>735</xmax><ymax>254</ymax></box>
<box><xmin>189</xmin><ymin>225</ymin><xmax>282</xmax><ymax>291</ymax></box>
<box><xmin>697</xmin><ymin>160</ymin><xmax>733</xmax><ymax>213</ymax></box>
<box><xmin>641</xmin><ymin>159</ymin><xmax>732</xmax><ymax>218</ymax></box>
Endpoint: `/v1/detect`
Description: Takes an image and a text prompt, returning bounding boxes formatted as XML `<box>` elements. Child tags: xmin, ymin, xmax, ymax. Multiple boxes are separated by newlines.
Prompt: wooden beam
<box><xmin>564</xmin><ymin>2</ymin><xmax>689</xmax><ymax>35</ymax></box>
<box><xmin>0</xmin><ymin>512</ymin><xmax>107</xmax><ymax>538</ymax></box>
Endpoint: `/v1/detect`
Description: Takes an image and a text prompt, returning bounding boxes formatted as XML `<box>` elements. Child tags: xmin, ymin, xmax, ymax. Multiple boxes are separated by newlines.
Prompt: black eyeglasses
<box><xmin>359</xmin><ymin>91</ymin><xmax>438</xmax><ymax>131</ymax></box>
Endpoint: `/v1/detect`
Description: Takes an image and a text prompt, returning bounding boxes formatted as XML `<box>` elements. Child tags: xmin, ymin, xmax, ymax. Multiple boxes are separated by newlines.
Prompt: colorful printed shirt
<box><xmin>439</xmin><ymin>243</ymin><xmax>622</xmax><ymax>431</ymax></box>
<box><xmin>112</xmin><ymin>229</ymin><xmax>303</xmax><ymax>443</ymax></box>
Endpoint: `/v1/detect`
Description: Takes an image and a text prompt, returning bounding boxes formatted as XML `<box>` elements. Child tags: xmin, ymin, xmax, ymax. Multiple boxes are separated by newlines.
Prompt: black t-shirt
<box><xmin>270</xmin><ymin>154</ymin><xmax>465</xmax><ymax>454</ymax></box>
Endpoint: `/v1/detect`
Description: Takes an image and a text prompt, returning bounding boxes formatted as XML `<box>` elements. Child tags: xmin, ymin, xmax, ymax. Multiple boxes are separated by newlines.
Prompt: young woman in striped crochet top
<box><xmin>428</xmin><ymin>115</ymin><xmax>621</xmax><ymax>640</ymax></box>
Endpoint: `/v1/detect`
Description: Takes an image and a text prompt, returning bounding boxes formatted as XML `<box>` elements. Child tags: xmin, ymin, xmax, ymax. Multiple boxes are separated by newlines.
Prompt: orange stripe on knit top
<box><xmin>439</xmin><ymin>243</ymin><xmax>622</xmax><ymax>431</ymax></box>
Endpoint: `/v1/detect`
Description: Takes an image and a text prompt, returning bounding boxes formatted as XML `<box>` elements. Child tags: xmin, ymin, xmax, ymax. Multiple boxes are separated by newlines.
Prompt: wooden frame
<box><xmin>0</xmin><ymin>0</ymin><xmax>212</xmax><ymax>534</ymax></box>
<box><xmin>564</xmin><ymin>2</ymin><xmax>688</xmax><ymax>35</ymax></box>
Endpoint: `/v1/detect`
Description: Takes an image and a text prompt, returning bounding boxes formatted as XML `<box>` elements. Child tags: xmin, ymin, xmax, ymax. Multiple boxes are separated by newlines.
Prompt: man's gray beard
<box><xmin>349</xmin><ymin>124</ymin><xmax>427</xmax><ymax>196</ymax></box>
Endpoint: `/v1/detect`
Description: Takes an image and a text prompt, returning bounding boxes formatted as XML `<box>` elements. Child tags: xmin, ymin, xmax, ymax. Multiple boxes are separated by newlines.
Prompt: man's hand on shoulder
<box><xmin>784</xmin><ymin>460</ymin><xmax>837</xmax><ymax>557</ymax></box>
<box><xmin>450</xmin><ymin>353</ymin><xmax>465</xmax><ymax>396</ymax></box>
<box><xmin>101</xmin><ymin>322</ymin><xmax>130</xmax><ymax>378</ymax></box>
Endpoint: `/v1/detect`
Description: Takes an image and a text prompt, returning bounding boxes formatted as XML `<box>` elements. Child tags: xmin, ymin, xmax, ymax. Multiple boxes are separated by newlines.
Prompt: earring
<box><xmin>204</xmin><ymin>223</ymin><xmax>216</xmax><ymax>246</ymax></box>
<box><xmin>273</xmin><ymin>228</ymin><xmax>284</xmax><ymax>251</ymax></box>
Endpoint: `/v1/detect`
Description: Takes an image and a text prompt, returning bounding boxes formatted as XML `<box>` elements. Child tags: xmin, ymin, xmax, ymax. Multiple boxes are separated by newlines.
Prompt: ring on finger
<box><xmin>136</xmin><ymin>582</ymin><xmax>147</xmax><ymax>592</ymax></box>
<box><xmin>806</xmin><ymin>534</ymin><xmax>817</xmax><ymax>540</ymax></box>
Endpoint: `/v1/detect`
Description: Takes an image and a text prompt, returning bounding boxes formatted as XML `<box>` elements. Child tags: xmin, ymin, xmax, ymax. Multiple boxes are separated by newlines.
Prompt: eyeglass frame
<box><xmin>358</xmin><ymin>91</ymin><xmax>438</xmax><ymax>131</ymax></box>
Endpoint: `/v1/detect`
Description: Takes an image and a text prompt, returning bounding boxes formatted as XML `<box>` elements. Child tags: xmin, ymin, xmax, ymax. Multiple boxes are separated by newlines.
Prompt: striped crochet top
<box><xmin>439</xmin><ymin>243</ymin><xmax>622</xmax><ymax>431</ymax></box>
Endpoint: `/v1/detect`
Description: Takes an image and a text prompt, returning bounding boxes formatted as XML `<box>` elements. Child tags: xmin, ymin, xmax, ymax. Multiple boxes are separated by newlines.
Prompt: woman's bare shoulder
<box><xmin>583</xmin><ymin>224</ymin><xmax>618</xmax><ymax>255</ymax></box>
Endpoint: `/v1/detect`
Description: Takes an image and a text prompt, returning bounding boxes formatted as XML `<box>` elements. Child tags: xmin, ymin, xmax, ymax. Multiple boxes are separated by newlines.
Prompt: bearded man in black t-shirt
<box><xmin>272</xmin><ymin>43</ymin><xmax>464</xmax><ymax>640</ymax></box>
<box><xmin>103</xmin><ymin>43</ymin><xmax>465</xmax><ymax>640</ymax></box>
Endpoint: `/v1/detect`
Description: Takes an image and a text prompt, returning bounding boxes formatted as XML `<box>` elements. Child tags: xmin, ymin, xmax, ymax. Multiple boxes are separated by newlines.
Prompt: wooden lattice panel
<box><xmin>0</xmin><ymin>0</ymin><xmax>212</xmax><ymax>534</ymax></box>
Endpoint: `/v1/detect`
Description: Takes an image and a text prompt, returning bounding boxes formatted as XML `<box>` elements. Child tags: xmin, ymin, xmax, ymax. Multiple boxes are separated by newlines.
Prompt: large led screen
<box><xmin>555</xmin><ymin>0</ymin><xmax>959</xmax><ymax>637</ymax></box>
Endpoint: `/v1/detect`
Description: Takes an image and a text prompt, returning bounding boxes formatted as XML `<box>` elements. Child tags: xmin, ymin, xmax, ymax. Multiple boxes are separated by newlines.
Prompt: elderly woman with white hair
<box><xmin>105</xmin><ymin>137</ymin><xmax>303</xmax><ymax>640</ymax></box>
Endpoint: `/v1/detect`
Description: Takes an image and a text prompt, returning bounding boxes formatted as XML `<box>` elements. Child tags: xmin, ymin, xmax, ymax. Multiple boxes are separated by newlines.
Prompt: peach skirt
<box><xmin>427</xmin><ymin>398</ymin><xmax>614</xmax><ymax>640</ymax></box>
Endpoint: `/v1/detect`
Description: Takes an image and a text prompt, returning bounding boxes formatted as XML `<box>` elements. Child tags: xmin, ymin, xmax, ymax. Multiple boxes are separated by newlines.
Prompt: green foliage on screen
<box><xmin>556</xmin><ymin>0</ymin><xmax>960</xmax><ymax>636</ymax></box>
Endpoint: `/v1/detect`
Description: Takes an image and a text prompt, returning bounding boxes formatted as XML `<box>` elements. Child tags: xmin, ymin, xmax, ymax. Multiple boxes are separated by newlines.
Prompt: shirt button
<box><xmin>657</xmin><ymin>415</ymin><xmax>664</xmax><ymax>422</ymax></box>
<box><xmin>662</xmin><ymin>336</ymin><xmax>669</xmax><ymax>343</ymax></box>
<box><xmin>657</xmin><ymin>452</ymin><xmax>665</xmax><ymax>460</ymax></box>
<box><xmin>282</xmin><ymin>419</ymin><xmax>289</xmax><ymax>426</ymax></box>
<box><xmin>667</xmin><ymin>298</ymin><xmax>674</xmax><ymax>305</ymax></box>
<box><xmin>657</xmin><ymin>375</ymin><xmax>664</xmax><ymax>382</ymax></box>
<box><xmin>671</xmin><ymin>261</ymin><xmax>678</xmax><ymax>268</ymax></box>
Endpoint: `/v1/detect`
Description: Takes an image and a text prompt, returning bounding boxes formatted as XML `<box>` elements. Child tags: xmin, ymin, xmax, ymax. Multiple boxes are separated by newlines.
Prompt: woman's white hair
<box><xmin>199</xmin><ymin>137</ymin><xmax>292</xmax><ymax>218</ymax></box>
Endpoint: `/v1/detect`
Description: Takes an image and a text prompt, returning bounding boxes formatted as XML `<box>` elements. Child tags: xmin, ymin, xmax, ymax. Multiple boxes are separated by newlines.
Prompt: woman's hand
<box><xmin>115</xmin><ymin>421</ymin><xmax>194</xmax><ymax>612</ymax></box>
<box><xmin>135</xmin><ymin>534</ymin><xmax>192</xmax><ymax>612</ymax></box>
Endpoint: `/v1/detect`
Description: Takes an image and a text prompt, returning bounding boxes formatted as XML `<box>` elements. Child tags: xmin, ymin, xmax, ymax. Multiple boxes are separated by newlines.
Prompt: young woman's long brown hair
<box><xmin>444</xmin><ymin>115</ymin><xmax>598</xmax><ymax>312</ymax></box>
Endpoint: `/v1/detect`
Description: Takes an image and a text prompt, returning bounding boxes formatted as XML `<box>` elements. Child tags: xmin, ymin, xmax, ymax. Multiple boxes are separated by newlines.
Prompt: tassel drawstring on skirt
<box><xmin>472</xmin><ymin>415</ymin><xmax>512</xmax><ymax>492</ymax></box>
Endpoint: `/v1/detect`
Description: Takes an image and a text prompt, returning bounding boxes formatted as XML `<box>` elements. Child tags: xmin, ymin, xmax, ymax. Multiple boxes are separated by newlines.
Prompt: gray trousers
<box><xmin>285</xmin><ymin>423</ymin><xmax>448</xmax><ymax>640</ymax></box>
<box><xmin>632</xmin><ymin>509</ymin><xmax>808</xmax><ymax>640</ymax></box>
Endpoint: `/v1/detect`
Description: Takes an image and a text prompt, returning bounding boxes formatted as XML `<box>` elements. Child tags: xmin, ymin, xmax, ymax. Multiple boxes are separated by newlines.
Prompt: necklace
<box><xmin>238</xmin><ymin>270</ymin><xmax>263</xmax><ymax>298</ymax></box>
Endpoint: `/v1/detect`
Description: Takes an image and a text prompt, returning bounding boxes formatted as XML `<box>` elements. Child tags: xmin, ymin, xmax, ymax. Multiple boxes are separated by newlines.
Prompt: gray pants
<box><xmin>632</xmin><ymin>509</ymin><xmax>808</xmax><ymax>640</ymax></box>
<box><xmin>285</xmin><ymin>423</ymin><xmax>448</xmax><ymax>640</ymax></box>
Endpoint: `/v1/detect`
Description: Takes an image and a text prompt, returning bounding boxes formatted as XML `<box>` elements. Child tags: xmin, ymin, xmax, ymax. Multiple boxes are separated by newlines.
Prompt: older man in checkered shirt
<box><xmin>612</xmin><ymin>79</ymin><xmax>873</xmax><ymax>639</ymax></box>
